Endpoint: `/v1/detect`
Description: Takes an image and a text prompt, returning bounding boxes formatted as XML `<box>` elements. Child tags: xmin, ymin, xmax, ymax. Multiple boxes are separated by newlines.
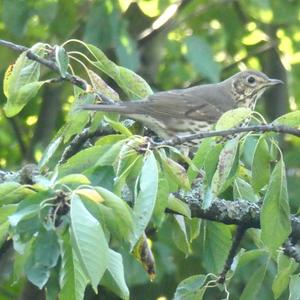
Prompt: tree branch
<box><xmin>0</xmin><ymin>39</ymin><xmax>88</xmax><ymax>90</ymax></box>
<box><xmin>0</xmin><ymin>39</ymin><xmax>114</xmax><ymax>104</ymax></box>
<box><xmin>155</xmin><ymin>124</ymin><xmax>300</xmax><ymax>146</ymax></box>
<box><xmin>1</xmin><ymin>38</ymin><xmax>299</xmax><ymax>265</ymax></box>
<box><xmin>218</xmin><ymin>224</ymin><xmax>247</xmax><ymax>284</ymax></box>
<box><xmin>58</xmin><ymin>127</ymin><xmax>114</xmax><ymax>165</ymax></box>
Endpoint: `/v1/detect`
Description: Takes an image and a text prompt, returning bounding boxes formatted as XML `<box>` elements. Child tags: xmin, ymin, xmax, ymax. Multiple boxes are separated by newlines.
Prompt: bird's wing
<box><xmin>81</xmin><ymin>85</ymin><xmax>235</xmax><ymax>123</ymax></box>
<box><xmin>141</xmin><ymin>85</ymin><xmax>232</xmax><ymax>122</ymax></box>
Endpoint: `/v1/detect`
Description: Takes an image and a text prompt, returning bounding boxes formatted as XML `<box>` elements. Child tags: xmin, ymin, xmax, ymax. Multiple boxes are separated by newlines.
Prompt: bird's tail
<box><xmin>80</xmin><ymin>103</ymin><xmax>134</xmax><ymax>114</ymax></box>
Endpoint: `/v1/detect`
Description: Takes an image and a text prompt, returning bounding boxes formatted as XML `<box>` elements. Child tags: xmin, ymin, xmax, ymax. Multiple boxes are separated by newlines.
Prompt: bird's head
<box><xmin>228</xmin><ymin>70</ymin><xmax>283</xmax><ymax>108</ymax></box>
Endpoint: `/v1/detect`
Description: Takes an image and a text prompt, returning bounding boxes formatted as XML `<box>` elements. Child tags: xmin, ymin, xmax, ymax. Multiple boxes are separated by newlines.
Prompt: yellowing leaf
<box><xmin>57</xmin><ymin>174</ymin><xmax>91</xmax><ymax>185</ymax></box>
<box><xmin>3</xmin><ymin>64</ymin><xmax>14</xmax><ymax>97</ymax></box>
<box><xmin>87</xmin><ymin>69</ymin><xmax>119</xmax><ymax>101</ymax></box>
<box><xmin>132</xmin><ymin>234</ymin><xmax>156</xmax><ymax>281</ymax></box>
<box><xmin>3</xmin><ymin>43</ymin><xmax>46</xmax><ymax>117</ymax></box>
<box><xmin>76</xmin><ymin>189</ymin><xmax>104</xmax><ymax>203</ymax></box>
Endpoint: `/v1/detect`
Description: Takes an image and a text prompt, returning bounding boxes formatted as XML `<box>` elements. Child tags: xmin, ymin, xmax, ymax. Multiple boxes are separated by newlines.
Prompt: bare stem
<box><xmin>155</xmin><ymin>124</ymin><xmax>300</xmax><ymax>146</ymax></box>
<box><xmin>0</xmin><ymin>39</ymin><xmax>89</xmax><ymax>91</ymax></box>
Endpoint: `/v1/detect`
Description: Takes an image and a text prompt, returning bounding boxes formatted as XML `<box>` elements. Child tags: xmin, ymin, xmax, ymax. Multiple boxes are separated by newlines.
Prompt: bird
<box><xmin>81</xmin><ymin>70</ymin><xmax>282</xmax><ymax>143</ymax></box>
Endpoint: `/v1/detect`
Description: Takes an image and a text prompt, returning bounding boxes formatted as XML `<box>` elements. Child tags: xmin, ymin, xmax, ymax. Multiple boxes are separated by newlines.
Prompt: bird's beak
<box><xmin>267</xmin><ymin>78</ymin><xmax>284</xmax><ymax>85</ymax></box>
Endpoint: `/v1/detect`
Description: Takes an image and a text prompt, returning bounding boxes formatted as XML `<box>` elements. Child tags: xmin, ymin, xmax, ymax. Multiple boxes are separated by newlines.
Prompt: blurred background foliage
<box><xmin>0</xmin><ymin>0</ymin><xmax>300</xmax><ymax>299</ymax></box>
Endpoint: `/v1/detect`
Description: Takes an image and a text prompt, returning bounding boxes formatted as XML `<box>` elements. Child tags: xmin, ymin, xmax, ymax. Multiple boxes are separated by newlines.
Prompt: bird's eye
<box><xmin>247</xmin><ymin>76</ymin><xmax>256</xmax><ymax>84</ymax></box>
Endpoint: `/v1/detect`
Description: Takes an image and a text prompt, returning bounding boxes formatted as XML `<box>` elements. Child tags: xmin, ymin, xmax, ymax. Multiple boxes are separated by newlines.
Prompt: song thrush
<box><xmin>81</xmin><ymin>70</ymin><xmax>282</xmax><ymax>142</ymax></box>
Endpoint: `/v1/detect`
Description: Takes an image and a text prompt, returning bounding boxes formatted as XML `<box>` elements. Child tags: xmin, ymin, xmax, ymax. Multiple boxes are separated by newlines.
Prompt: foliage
<box><xmin>0</xmin><ymin>1</ymin><xmax>300</xmax><ymax>300</ymax></box>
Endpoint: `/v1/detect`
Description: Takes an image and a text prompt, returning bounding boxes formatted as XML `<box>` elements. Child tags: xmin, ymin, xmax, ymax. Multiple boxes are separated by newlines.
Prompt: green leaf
<box><xmin>203</xmin><ymin>143</ymin><xmax>223</xmax><ymax>184</ymax></box>
<box><xmin>9</xmin><ymin>191</ymin><xmax>49</xmax><ymax>227</ymax></box>
<box><xmin>85</xmin><ymin>43</ymin><xmax>152</xmax><ymax>98</ymax></box>
<box><xmin>55</xmin><ymin>45</ymin><xmax>69</xmax><ymax>77</ymax></box>
<box><xmin>119</xmin><ymin>66</ymin><xmax>152</xmax><ymax>99</ymax></box>
<box><xmin>160</xmin><ymin>155</ymin><xmax>190</xmax><ymax>190</ymax></box>
<box><xmin>233</xmin><ymin>178</ymin><xmax>259</xmax><ymax>202</ymax></box>
<box><xmin>58</xmin><ymin>146</ymin><xmax>103</xmax><ymax>177</ymax></box>
<box><xmin>4</xmin><ymin>43</ymin><xmax>46</xmax><ymax>117</ymax></box>
<box><xmin>4</xmin><ymin>81</ymin><xmax>45</xmax><ymax>117</ymax></box>
<box><xmin>174</xmin><ymin>274</ymin><xmax>206</xmax><ymax>300</ymax></box>
<box><xmin>63</xmin><ymin>93</ymin><xmax>96</xmax><ymax>142</ymax></box>
<box><xmin>0</xmin><ymin>221</ymin><xmax>9</xmax><ymax>247</ymax></box>
<box><xmin>114</xmin><ymin>143</ymin><xmax>142</xmax><ymax>191</ymax></box>
<box><xmin>272</xmin><ymin>252</ymin><xmax>298</xmax><ymax>299</ymax></box>
<box><xmin>104</xmin><ymin>116</ymin><xmax>133</xmax><ymax>137</ymax></box>
<box><xmin>96</xmin><ymin>139</ymin><xmax>127</xmax><ymax>167</ymax></box>
<box><xmin>187</xmin><ymin>138</ymin><xmax>214</xmax><ymax>182</ymax></box>
<box><xmin>58</xmin><ymin>138</ymin><xmax>125</xmax><ymax>177</ymax></box>
<box><xmin>0</xmin><ymin>182</ymin><xmax>34</xmax><ymax>205</ymax></box>
<box><xmin>70</xmin><ymin>194</ymin><xmax>109</xmax><ymax>292</ymax></box>
<box><xmin>201</xmin><ymin>221</ymin><xmax>232</xmax><ymax>274</ymax></box>
<box><xmin>45</xmin><ymin>264</ymin><xmax>60</xmax><ymax>300</ymax></box>
<box><xmin>101</xmin><ymin>249</ymin><xmax>129</xmax><ymax>300</ymax></box>
<box><xmin>87</xmin><ymin>69</ymin><xmax>119</xmax><ymax>100</ymax></box>
<box><xmin>172</xmin><ymin>215</ymin><xmax>191</xmax><ymax>255</ymax></box>
<box><xmin>167</xmin><ymin>194</ymin><xmax>191</xmax><ymax>218</ymax></box>
<box><xmin>211</xmin><ymin>138</ymin><xmax>240</xmax><ymax>195</ymax></box>
<box><xmin>25</xmin><ymin>229</ymin><xmax>60</xmax><ymax>289</ymax></box>
<box><xmin>152</xmin><ymin>173</ymin><xmax>169</xmax><ymax>227</ymax></box>
<box><xmin>131</xmin><ymin>152</ymin><xmax>158</xmax><ymax>248</ymax></box>
<box><xmin>251</xmin><ymin>136</ymin><xmax>271</xmax><ymax>192</ymax></box>
<box><xmin>83</xmin><ymin>166</ymin><xmax>115</xmax><ymax>190</ymax></box>
<box><xmin>25</xmin><ymin>252</ymin><xmax>50</xmax><ymax>289</ymax></box>
<box><xmin>39</xmin><ymin>136</ymin><xmax>63</xmax><ymax>169</ymax></box>
<box><xmin>56</xmin><ymin>174</ymin><xmax>90</xmax><ymax>185</ymax></box>
<box><xmin>289</xmin><ymin>274</ymin><xmax>300</xmax><ymax>300</ymax></box>
<box><xmin>59</xmin><ymin>230</ymin><xmax>89</xmax><ymax>300</ymax></box>
<box><xmin>215</xmin><ymin>108</ymin><xmax>252</xmax><ymax>130</ymax></box>
<box><xmin>95</xmin><ymin>187</ymin><xmax>134</xmax><ymax>241</ymax></box>
<box><xmin>234</xmin><ymin>249</ymin><xmax>268</xmax><ymax>273</ymax></box>
<box><xmin>185</xmin><ymin>36</ymin><xmax>221</xmax><ymax>82</ymax></box>
<box><xmin>187</xmin><ymin>218</ymin><xmax>201</xmax><ymax>242</ymax></box>
<box><xmin>34</xmin><ymin>228</ymin><xmax>60</xmax><ymax>268</ymax></box>
<box><xmin>0</xmin><ymin>204</ymin><xmax>17</xmax><ymax>224</ymax></box>
<box><xmin>261</xmin><ymin>158</ymin><xmax>291</xmax><ymax>252</ymax></box>
<box><xmin>95</xmin><ymin>134</ymin><xmax>127</xmax><ymax>146</ymax></box>
<box><xmin>272</xmin><ymin>110</ymin><xmax>300</xmax><ymax>128</ymax></box>
<box><xmin>240</xmin><ymin>260</ymin><xmax>268</xmax><ymax>300</ymax></box>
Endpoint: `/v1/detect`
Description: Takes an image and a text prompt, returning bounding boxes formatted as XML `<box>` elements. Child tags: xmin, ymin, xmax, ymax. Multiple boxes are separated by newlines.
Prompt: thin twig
<box><xmin>155</xmin><ymin>124</ymin><xmax>300</xmax><ymax>146</ymax></box>
<box><xmin>58</xmin><ymin>127</ymin><xmax>113</xmax><ymax>164</ymax></box>
<box><xmin>0</xmin><ymin>39</ymin><xmax>88</xmax><ymax>90</ymax></box>
<box><xmin>218</xmin><ymin>225</ymin><xmax>247</xmax><ymax>284</ymax></box>
<box><xmin>0</xmin><ymin>39</ymin><xmax>116</xmax><ymax>104</ymax></box>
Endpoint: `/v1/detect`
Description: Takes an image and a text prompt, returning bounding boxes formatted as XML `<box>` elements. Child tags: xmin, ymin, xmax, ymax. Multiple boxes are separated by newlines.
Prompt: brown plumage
<box><xmin>81</xmin><ymin>70</ymin><xmax>282</xmax><ymax>140</ymax></box>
